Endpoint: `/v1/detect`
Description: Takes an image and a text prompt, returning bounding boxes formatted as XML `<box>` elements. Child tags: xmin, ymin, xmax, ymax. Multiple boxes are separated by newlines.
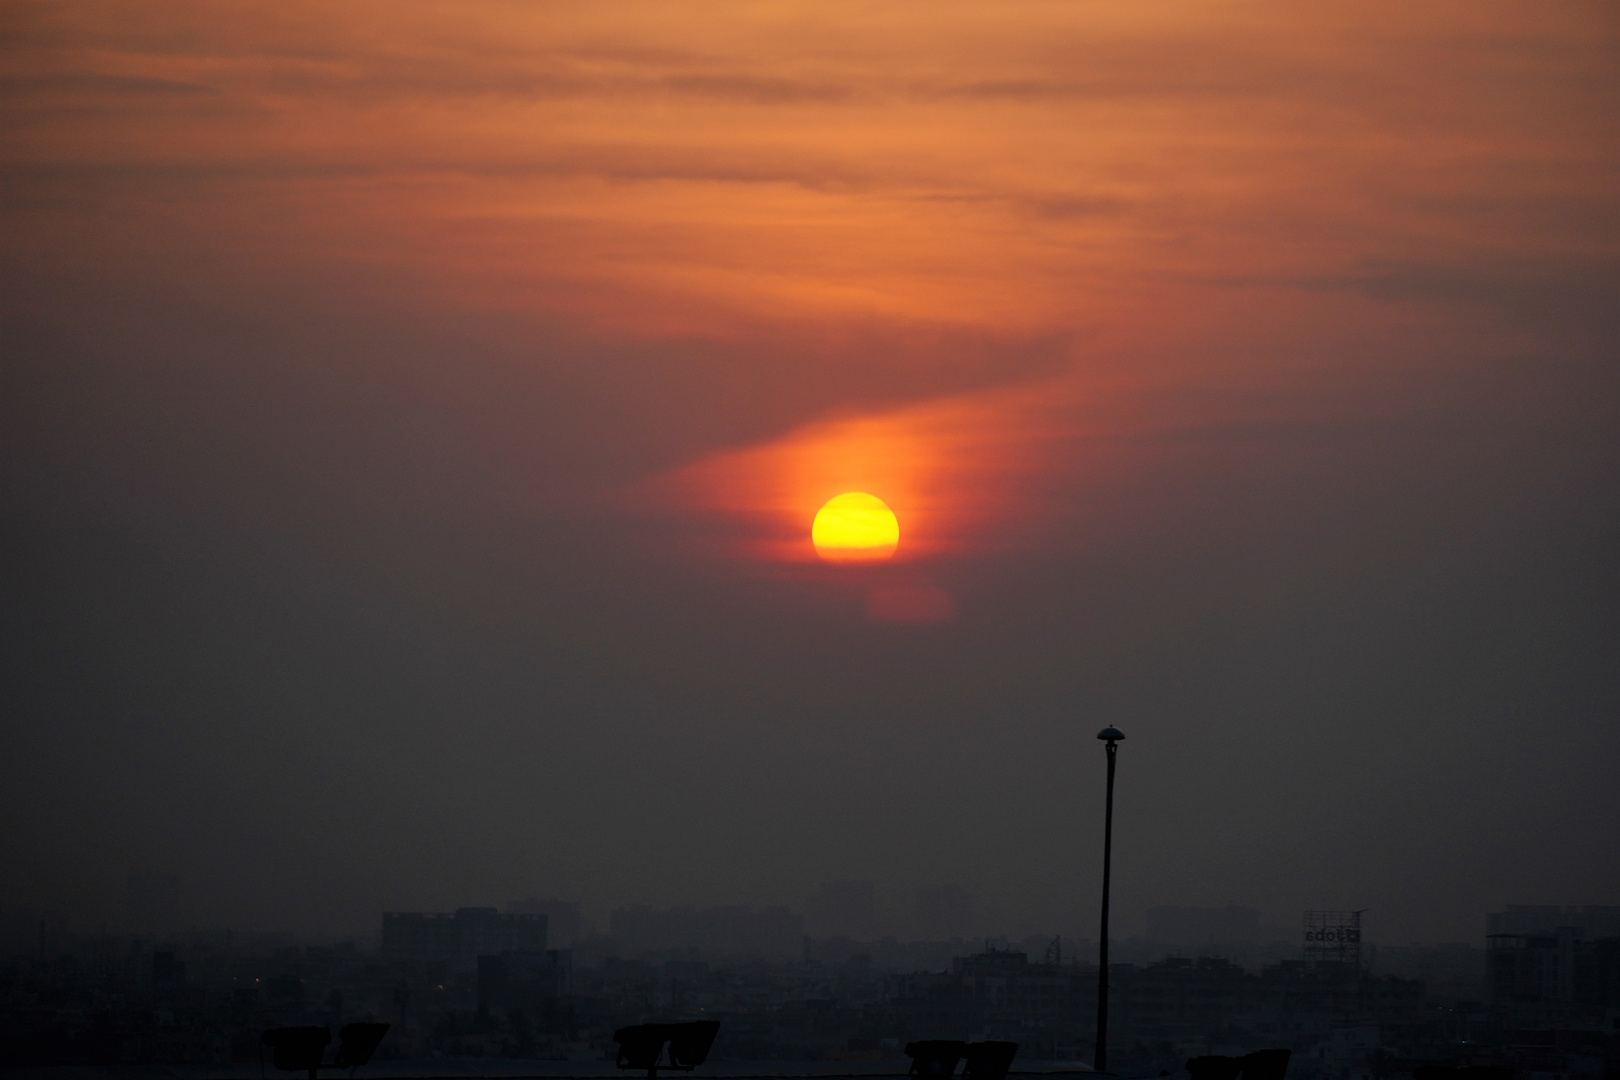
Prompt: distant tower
<box><xmin>1303</xmin><ymin>910</ymin><xmax>1365</xmax><ymax>970</ymax></box>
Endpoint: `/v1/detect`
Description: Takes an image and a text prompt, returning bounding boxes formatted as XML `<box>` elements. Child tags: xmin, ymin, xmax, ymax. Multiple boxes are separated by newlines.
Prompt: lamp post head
<box><xmin>1096</xmin><ymin>726</ymin><xmax>1125</xmax><ymax>742</ymax></box>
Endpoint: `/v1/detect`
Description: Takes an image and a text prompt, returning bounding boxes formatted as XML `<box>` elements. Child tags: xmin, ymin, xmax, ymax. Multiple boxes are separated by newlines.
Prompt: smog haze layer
<box><xmin>2</xmin><ymin>0</ymin><xmax>1616</xmax><ymax>943</ymax></box>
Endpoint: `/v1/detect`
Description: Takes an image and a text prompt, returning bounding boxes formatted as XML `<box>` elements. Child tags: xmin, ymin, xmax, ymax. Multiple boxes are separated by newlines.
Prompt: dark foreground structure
<box><xmin>262</xmin><ymin>1022</ymin><xmax>389</xmax><ymax>1078</ymax></box>
<box><xmin>613</xmin><ymin>1020</ymin><xmax>721</xmax><ymax>1078</ymax></box>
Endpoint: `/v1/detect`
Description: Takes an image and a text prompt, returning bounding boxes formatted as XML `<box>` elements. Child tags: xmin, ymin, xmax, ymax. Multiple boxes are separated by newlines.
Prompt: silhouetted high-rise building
<box><xmin>1487</xmin><ymin>905</ymin><xmax>1620</xmax><ymax>938</ymax></box>
<box><xmin>505</xmin><ymin>897</ymin><xmax>584</xmax><ymax>945</ymax></box>
<box><xmin>1487</xmin><ymin>921</ymin><xmax>1620</xmax><ymax>1006</ymax></box>
<box><xmin>1485</xmin><ymin>905</ymin><xmax>1620</xmax><ymax>1006</ymax></box>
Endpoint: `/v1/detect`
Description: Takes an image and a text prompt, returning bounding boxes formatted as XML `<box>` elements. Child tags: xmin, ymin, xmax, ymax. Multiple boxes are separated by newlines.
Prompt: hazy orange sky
<box><xmin>9</xmin><ymin>2</ymin><xmax>1612</xmax><ymax>547</ymax></box>
<box><xmin>2</xmin><ymin>1</ymin><xmax>1616</xmax><ymax>941</ymax></box>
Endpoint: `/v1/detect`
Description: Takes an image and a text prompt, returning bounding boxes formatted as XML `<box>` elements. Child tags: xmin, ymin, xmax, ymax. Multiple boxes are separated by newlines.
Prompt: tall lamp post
<box><xmin>1094</xmin><ymin>725</ymin><xmax>1125</xmax><ymax>1074</ymax></box>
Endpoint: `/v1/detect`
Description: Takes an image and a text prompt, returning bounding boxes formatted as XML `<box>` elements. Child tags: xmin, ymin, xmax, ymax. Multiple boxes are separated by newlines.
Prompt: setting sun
<box><xmin>812</xmin><ymin>493</ymin><xmax>899</xmax><ymax>563</ymax></box>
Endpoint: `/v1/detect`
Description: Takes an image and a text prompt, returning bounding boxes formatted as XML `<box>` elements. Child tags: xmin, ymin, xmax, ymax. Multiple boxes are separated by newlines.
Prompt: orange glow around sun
<box><xmin>639</xmin><ymin>377</ymin><xmax>1085</xmax><ymax>567</ymax></box>
<box><xmin>812</xmin><ymin>493</ymin><xmax>899</xmax><ymax>563</ymax></box>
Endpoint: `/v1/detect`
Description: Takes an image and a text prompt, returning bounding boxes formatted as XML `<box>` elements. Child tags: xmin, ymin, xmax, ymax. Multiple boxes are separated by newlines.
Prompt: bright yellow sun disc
<box><xmin>812</xmin><ymin>492</ymin><xmax>899</xmax><ymax>563</ymax></box>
